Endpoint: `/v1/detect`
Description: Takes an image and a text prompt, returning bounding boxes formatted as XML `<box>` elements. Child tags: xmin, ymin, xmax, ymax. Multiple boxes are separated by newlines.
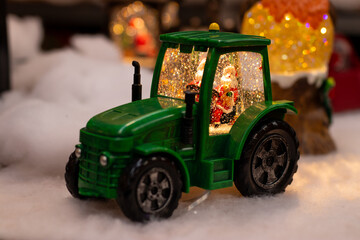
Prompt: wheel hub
<box><xmin>252</xmin><ymin>135</ymin><xmax>289</xmax><ymax>189</ymax></box>
<box><xmin>137</xmin><ymin>167</ymin><xmax>173</xmax><ymax>213</ymax></box>
<box><xmin>266</xmin><ymin>156</ymin><xmax>274</xmax><ymax>166</ymax></box>
<box><xmin>150</xmin><ymin>186</ymin><xmax>158</xmax><ymax>194</ymax></box>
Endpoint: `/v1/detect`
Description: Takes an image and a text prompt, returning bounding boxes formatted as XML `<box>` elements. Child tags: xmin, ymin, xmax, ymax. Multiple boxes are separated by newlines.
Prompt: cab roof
<box><xmin>160</xmin><ymin>31</ymin><xmax>271</xmax><ymax>48</ymax></box>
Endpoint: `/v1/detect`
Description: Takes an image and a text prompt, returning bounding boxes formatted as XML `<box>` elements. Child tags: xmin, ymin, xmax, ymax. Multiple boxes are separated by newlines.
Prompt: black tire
<box><xmin>116</xmin><ymin>155</ymin><xmax>182</xmax><ymax>222</ymax></box>
<box><xmin>234</xmin><ymin>120</ymin><xmax>299</xmax><ymax>196</ymax></box>
<box><xmin>65</xmin><ymin>152</ymin><xmax>85</xmax><ymax>199</ymax></box>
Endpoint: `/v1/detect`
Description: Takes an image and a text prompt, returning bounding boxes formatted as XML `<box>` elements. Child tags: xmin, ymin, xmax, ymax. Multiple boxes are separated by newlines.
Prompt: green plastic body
<box><xmin>76</xmin><ymin>30</ymin><xmax>297</xmax><ymax>198</ymax></box>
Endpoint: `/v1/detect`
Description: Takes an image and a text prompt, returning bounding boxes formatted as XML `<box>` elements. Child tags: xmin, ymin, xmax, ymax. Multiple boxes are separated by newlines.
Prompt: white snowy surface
<box><xmin>1</xmin><ymin>18</ymin><xmax>360</xmax><ymax>240</ymax></box>
<box><xmin>271</xmin><ymin>66</ymin><xmax>328</xmax><ymax>88</ymax></box>
<box><xmin>8</xmin><ymin>15</ymin><xmax>43</xmax><ymax>65</ymax></box>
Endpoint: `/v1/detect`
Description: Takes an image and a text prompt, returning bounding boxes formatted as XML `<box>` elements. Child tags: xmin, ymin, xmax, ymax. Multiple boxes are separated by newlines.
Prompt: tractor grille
<box><xmin>79</xmin><ymin>144</ymin><xmax>130</xmax><ymax>189</ymax></box>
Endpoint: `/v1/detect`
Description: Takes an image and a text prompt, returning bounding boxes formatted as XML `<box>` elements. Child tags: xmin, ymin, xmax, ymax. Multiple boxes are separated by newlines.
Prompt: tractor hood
<box><xmin>86</xmin><ymin>97</ymin><xmax>186</xmax><ymax>137</ymax></box>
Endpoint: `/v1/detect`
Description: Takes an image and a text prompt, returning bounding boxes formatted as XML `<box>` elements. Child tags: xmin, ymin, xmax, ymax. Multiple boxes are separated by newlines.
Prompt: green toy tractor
<box><xmin>65</xmin><ymin>23</ymin><xmax>299</xmax><ymax>222</ymax></box>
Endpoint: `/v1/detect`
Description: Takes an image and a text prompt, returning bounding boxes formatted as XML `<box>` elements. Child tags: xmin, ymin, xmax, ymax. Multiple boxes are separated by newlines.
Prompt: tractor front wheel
<box><xmin>116</xmin><ymin>155</ymin><xmax>182</xmax><ymax>222</ymax></box>
<box><xmin>65</xmin><ymin>152</ymin><xmax>86</xmax><ymax>199</ymax></box>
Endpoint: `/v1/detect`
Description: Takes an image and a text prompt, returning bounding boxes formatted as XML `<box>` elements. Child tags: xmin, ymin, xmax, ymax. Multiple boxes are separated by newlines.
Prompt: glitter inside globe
<box><xmin>157</xmin><ymin>46</ymin><xmax>265</xmax><ymax>135</ymax></box>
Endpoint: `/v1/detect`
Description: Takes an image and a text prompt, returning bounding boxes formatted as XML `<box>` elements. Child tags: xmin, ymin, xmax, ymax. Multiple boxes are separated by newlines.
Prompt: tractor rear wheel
<box><xmin>234</xmin><ymin>120</ymin><xmax>299</xmax><ymax>196</ymax></box>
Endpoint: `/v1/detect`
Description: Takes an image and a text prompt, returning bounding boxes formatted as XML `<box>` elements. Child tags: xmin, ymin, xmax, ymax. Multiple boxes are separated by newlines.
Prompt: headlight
<box><xmin>99</xmin><ymin>155</ymin><xmax>108</xmax><ymax>167</ymax></box>
<box><xmin>75</xmin><ymin>147</ymin><xmax>82</xmax><ymax>158</ymax></box>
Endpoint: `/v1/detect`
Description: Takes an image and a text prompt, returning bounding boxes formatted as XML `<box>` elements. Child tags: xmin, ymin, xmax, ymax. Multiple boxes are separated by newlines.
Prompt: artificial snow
<box><xmin>271</xmin><ymin>66</ymin><xmax>328</xmax><ymax>88</ymax></box>
<box><xmin>8</xmin><ymin>15</ymin><xmax>43</xmax><ymax>65</ymax></box>
<box><xmin>1</xmin><ymin>16</ymin><xmax>360</xmax><ymax>240</ymax></box>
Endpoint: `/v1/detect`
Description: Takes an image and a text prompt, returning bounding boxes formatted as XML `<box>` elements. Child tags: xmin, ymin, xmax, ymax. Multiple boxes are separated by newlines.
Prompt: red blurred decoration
<box><xmin>0</xmin><ymin>0</ymin><xmax>10</xmax><ymax>94</ymax></box>
<box><xmin>328</xmin><ymin>35</ymin><xmax>360</xmax><ymax>112</ymax></box>
<box><xmin>135</xmin><ymin>33</ymin><xmax>157</xmax><ymax>57</ymax></box>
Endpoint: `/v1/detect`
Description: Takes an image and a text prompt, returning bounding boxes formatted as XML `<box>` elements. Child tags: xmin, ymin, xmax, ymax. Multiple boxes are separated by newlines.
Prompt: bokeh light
<box><xmin>109</xmin><ymin>1</ymin><xmax>158</xmax><ymax>58</ymax></box>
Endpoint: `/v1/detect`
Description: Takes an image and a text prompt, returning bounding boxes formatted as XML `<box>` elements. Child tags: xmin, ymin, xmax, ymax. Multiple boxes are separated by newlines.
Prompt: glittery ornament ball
<box><xmin>242</xmin><ymin>3</ymin><xmax>334</xmax><ymax>74</ymax></box>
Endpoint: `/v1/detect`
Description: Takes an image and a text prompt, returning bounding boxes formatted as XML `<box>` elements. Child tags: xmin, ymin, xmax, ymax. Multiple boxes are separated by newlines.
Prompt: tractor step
<box><xmin>196</xmin><ymin>158</ymin><xmax>234</xmax><ymax>190</ymax></box>
<box><xmin>211</xmin><ymin>158</ymin><xmax>233</xmax><ymax>172</ymax></box>
<box><xmin>213</xmin><ymin>170</ymin><xmax>231</xmax><ymax>182</ymax></box>
<box><xmin>211</xmin><ymin>158</ymin><xmax>233</xmax><ymax>189</ymax></box>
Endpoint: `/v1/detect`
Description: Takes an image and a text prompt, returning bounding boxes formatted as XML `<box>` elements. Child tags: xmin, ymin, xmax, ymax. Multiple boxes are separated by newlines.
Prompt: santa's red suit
<box><xmin>211</xmin><ymin>84</ymin><xmax>238</xmax><ymax>124</ymax></box>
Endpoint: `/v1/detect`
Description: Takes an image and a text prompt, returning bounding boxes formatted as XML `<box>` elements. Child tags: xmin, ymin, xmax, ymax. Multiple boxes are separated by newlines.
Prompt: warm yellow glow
<box><xmin>126</xmin><ymin>26</ymin><xmax>136</xmax><ymax>37</ymax></box>
<box><xmin>132</xmin><ymin>1</ymin><xmax>144</xmax><ymax>12</ymax></box>
<box><xmin>121</xmin><ymin>7</ymin><xmax>129</xmax><ymax>18</ymax></box>
<box><xmin>133</xmin><ymin>17</ymin><xmax>145</xmax><ymax>29</ymax></box>
<box><xmin>161</xmin><ymin>1</ymin><xmax>179</xmax><ymax>30</ymax></box>
<box><xmin>113</xmin><ymin>24</ymin><xmax>124</xmax><ymax>35</ymax></box>
<box><xmin>242</xmin><ymin>3</ymin><xmax>334</xmax><ymax>73</ymax></box>
<box><xmin>163</xmin><ymin>13</ymin><xmax>171</xmax><ymax>24</ymax></box>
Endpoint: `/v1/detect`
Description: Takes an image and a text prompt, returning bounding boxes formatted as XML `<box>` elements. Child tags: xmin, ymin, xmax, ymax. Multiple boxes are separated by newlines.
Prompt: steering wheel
<box><xmin>186</xmin><ymin>84</ymin><xmax>200</xmax><ymax>92</ymax></box>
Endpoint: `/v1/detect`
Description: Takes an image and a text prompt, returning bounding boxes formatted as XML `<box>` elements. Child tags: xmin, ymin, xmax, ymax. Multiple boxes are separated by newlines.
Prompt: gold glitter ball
<box><xmin>241</xmin><ymin>3</ymin><xmax>334</xmax><ymax>74</ymax></box>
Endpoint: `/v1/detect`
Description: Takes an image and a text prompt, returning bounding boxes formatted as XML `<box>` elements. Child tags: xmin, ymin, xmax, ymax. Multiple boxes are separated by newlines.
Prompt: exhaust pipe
<box><xmin>132</xmin><ymin>61</ymin><xmax>142</xmax><ymax>102</ymax></box>
<box><xmin>182</xmin><ymin>90</ymin><xmax>197</xmax><ymax>145</ymax></box>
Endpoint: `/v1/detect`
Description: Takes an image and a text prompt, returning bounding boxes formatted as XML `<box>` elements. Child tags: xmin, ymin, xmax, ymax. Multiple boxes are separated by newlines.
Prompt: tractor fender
<box><xmin>134</xmin><ymin>143</ymin><xmax>191</xmax><ymax>193</ymax></box>
<box><xmin>228</xmin><ymin>101</ymin><xmax>297</xmax><ymax>161</ymax></box>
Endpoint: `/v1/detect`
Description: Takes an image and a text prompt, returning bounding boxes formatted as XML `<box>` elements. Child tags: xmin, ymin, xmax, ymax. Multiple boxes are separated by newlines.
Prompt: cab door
<box><xmin>195</xmin><ymin>49</ymin><xmax>266</xmax><ymax>189</ymax></box>
<box><xmin>205</xmin><ymin>49</ymin><xmax>266</xmax><ymax>159</ymax></box>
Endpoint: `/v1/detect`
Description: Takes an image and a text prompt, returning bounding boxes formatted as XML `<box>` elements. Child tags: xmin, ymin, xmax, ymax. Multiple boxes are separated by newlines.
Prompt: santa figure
<box><xmin>187</xmin><ymin>58</ymin><xmax>206</xmax><ymax>91</ymax></box>
<box><xmin>211</xmin><ymin>65</ymin><xmax>239</xmax><ymax>127</ymax></box>
<box><xmin>186</xmin><ymin>58</ymin><xmax>206</xmax><ymax>101</ymax></box>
